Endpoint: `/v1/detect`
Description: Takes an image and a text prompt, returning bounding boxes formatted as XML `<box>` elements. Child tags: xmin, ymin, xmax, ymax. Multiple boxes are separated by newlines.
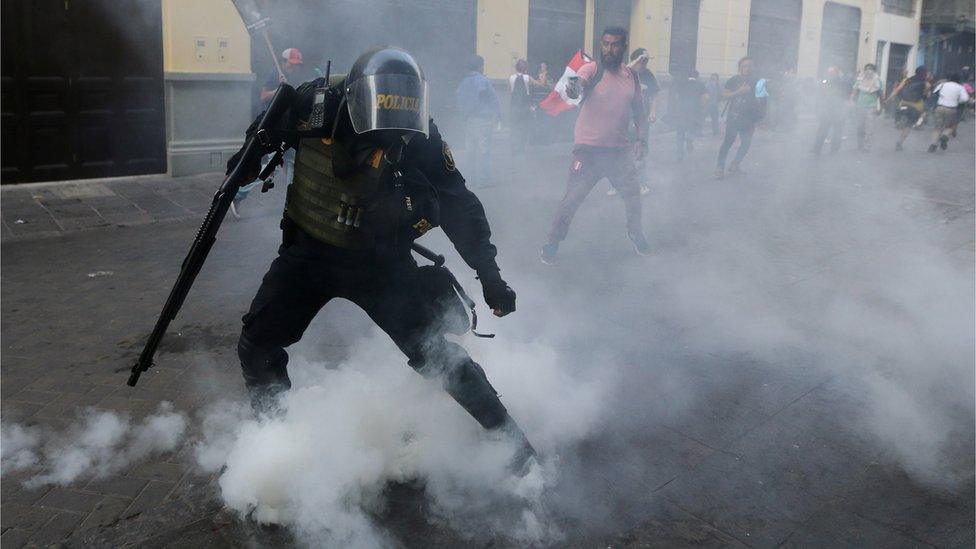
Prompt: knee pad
<box><xmin>237</xmin><ymin>332</ymin><xmax>291</xmax><ymax>391</ymax></box>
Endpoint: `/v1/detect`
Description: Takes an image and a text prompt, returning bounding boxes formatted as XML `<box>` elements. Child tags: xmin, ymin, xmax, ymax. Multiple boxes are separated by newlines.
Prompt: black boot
<box><xmin>238</xmin><ymin>333</ymin><xmax>292</xmax><ymax>417</ymax></box>
<box><xmin>496</xmin><ymin>415</ymin><xmax>538</xmax><ymax>477</ymax></box>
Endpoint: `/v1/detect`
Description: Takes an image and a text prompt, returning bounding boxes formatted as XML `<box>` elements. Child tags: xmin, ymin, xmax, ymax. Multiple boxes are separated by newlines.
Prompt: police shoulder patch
<box><xmin>442</xmin><ymin>141</ymin><xmax>456</xmax><ymax>172</ymax></box>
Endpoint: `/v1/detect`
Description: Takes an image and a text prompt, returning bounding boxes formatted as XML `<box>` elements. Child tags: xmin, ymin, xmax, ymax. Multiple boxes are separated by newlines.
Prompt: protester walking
<box><xmin>705</xmin><ymin>73</ymin><xmax>722</xmax><ymax>135</ymax></box>
<box><xmin>541</xmin><ymin>26</ymin><xmax>650</xmax><ymax>264</ymax></box>
<box><xmin>669</xmin><ymin>69</ymin><xmax>707</xmax><ymax>162</ymax></box>
<box><xmin>509</xmin><ymin>59</ymin><xmax>541</xmax><ymax>155</ymax></box>
<box><xmin>928</xmin><ymin>73</ymin><xmax>970</xmax><ymax>153</ymax></box>
<box><xmin>850</xmin><ymin>63</ymin><xmax>884</xmax><ymax>151</ymax></box>
<box><xmin>456</xmin><ymin>54</ymin><xmax>501</xmax><ymax>188</ymax></box>
<box><xmin>608</xmin><ymin>48</ymin><xmax>657</xmax><ymax>196</ymax></box>
<box><xmin>715</xmin><ymin>57</ymin><xmax>761</xmax><ymax>179</ymax></box>
<box><xmin>811</xmin><ymin>66</ymin><xmax>850</xmax><ymax>155</ymax></box>
<box><xmin>889</xmin><ymin>66</ymin><xmax>930</xmax><ymax>151</ymax></box>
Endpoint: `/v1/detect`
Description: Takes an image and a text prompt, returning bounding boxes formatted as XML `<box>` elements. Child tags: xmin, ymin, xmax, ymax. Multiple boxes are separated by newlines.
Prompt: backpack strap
<box><xmin>627</xmin><ymin>67</ymin><xmax>647</xmax><ymax>140</ymax></box>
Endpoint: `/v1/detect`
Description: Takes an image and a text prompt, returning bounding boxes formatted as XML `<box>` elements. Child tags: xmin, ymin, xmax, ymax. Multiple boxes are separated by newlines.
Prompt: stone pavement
<box><xmin>1</xmin><ymin>119</ymin><xmax>974</xmax><ymax>547</ymax></box>
<box><xmin>0</xmin><ymin>173</ymin><xmax>281</xmax><ymax>244</ymax></box>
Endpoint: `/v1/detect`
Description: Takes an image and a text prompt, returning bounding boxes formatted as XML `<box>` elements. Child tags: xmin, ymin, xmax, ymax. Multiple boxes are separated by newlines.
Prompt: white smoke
<box><xmin>0</xmin><ymin>402</ymin><xmax>188</xmax><ymax>487</ymax></box>
<box><xmin>192</xmin><ymin>327</ymin><xmax>613</xmax><ymax>547</ymax></box>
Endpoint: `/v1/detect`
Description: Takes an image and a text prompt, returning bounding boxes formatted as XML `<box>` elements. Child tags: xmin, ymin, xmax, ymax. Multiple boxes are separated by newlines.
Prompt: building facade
<box><xmin>918</xmin><ymin>0</ymin><xmax>975</xmax><ymax>77</ymax></box>
<box><xmin>478</xmin><ymin>0</ymin><xmax>922</xmax><ymax>81</ymax></box>
<box><xmin>1</xmin><ymin>0</ymin><xmax>926</xmax><ymax>184</ymax></box>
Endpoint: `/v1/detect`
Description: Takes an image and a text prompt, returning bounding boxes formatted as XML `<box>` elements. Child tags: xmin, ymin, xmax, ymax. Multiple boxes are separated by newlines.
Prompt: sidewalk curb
<box><xmin>1</xmin><ymin>172</ymin><xmax>199</xmax><ymax>193</ymax></box>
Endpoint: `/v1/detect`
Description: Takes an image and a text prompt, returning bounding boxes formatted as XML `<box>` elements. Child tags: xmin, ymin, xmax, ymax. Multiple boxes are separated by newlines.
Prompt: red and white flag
<box><xmin>540</xmin><ymin>50</ymin><xmax>593</xmax><ymax>116</ymax></box>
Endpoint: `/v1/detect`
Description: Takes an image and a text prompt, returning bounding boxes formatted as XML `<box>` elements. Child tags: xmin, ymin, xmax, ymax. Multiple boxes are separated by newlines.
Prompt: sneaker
<box><xmin>728</xmin><ymin>164</ymin><xmax>744</xmax><ymax>176</ymax></box>
<box><xmin>606</xmin><ymin>187</ymin><xmax>618</xmax><ymax>196</ymax></box>
<box><xmin>895</xmin><ymin>142</ymin><xmax>903</xmax><ymax>151</ymax></box>
<box><xmin>940</xmin><ymin>135</ymin><xmax>949</xmax><ymax>150</ymax></box>
<box><xmin>540</xmin><ymin>243</ymin><xmax>558</xmax><ymax>265</ymax></box>
<box><xmin>640</xmin><ymin>184</ymin><xmax>650</xmax><ymax>195</ymax></box>
<box><xmin>229</xmin><ymin>200</ymin><xmax>242</xmax><ymax>220</ymax></box>
<box><xmin>928</xmin><ymin>143</ymin><xmax>937</xmax><ymax>153</ymax></box>
<box><xmin>628</xmin><ymin>231</ymin><xmax>651</xmax><ymax>256</ymax></box>
<box><xmin>714</xmin><ymin>168</ymin><xmax>725</xmax><ymax>180</ymax></box>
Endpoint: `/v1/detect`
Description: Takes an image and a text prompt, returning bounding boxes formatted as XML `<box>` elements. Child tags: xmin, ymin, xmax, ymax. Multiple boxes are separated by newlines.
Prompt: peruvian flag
<box><xmin>540</xmin><ymin>50</ymin><xmax>593</xmax><ymax>116</ymax></box>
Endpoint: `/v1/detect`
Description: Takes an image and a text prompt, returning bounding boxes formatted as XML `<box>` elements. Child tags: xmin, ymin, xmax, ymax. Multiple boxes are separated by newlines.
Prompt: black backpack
<box><xmin>900</xmin><ymin>79</ymin><xmax>926</xmax><ymax>102</ymax></box>
<box><xmin>511</xmin><ymin>74</ymin><xmax>531</xmax><ymax>111</ymax></box>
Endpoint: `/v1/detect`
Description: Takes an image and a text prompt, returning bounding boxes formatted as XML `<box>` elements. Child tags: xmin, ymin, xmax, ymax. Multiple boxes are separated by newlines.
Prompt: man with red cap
<box><xmin>235</xmin><ymin>48</ymin><xmax>320</xmax><ymax>216</ymax></box>
<box><xmin>260</xmin><ymin>48</ymin><xmax>317</xmax><ymax>103</ymax></box>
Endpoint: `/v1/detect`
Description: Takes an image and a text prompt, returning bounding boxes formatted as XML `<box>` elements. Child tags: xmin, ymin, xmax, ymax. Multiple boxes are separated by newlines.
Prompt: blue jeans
<box><xmin>463</xmin><ymin>117</ymin><xmax>494</xmax><ymax>187</ymax></box>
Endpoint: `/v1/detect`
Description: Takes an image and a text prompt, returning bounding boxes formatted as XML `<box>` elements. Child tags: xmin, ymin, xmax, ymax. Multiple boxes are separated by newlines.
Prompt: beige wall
<box><xmin>477</xmin><ymin>0</ymin><xmax>529</xmax><ymax>79</ymax></box>
<box><xmin>696</xmin><ymin>0</ymin><xmax>750</xmax><ymax>76</ymax></box>
<box><xmin>474</xmin><ymin>0</ymin><xmax>911</xmax><ymax>80</ymax></box>
<box><xmin>874</xmin><ymin>6</ymin><xmax>922</xmax><ymax>78</ymax></box>
<box><xmin>162</xmin><ymin>0</ymin><xmax>250</xmax><ymax>74</ymax></box>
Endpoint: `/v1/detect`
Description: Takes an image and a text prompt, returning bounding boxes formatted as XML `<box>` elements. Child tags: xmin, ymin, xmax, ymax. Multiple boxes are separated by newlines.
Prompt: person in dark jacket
<box><xmin>669</xmin><ymin>68</ymin><xmax>707</xmax><ymax>161</ymax></box>
<box><xmin>811</xmin><ymin>66</ymin><xmax>851</xmax><ymax>154</ymax></box>
<box><xmin>228</xmin><ymin>47</ymin><xmax>535</xmax><ymax>474</ymax></box>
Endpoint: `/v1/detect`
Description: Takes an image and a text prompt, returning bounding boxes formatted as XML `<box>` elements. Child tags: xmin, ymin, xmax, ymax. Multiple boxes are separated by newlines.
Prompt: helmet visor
<box><xmin>346</xmin><ymin>74</ymin><xmax>429</xmax><ymax>136</ymax></box>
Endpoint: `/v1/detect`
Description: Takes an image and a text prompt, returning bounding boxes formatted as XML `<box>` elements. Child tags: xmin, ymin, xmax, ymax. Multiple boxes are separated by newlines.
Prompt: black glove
<box><xmin>480</xmin><ymin>274</ymin><xmax>516</xmax><ymax>316</ymax></box>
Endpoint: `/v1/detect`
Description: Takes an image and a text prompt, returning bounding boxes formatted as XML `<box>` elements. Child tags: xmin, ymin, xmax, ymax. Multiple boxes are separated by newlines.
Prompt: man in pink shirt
<box><xmin>541</xmin><ymin>27</ymin><xmax>650</xmax><ymax>264</ymax></box>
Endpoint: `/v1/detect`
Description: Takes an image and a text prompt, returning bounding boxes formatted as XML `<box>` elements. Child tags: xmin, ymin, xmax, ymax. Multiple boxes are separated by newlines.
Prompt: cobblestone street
<box><xmin>1</xmin><ymin>119</ymin><xmax>973</xmax><ymax>547</ymax></box>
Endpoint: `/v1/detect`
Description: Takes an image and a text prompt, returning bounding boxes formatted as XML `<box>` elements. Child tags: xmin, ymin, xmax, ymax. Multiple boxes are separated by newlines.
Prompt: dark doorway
<box><xmin>593</xmin><ymin>0</ymin><xmax>632</xmax><ymax>58</ymax></box>
<box><xmin>529</xmin><ymin>0</ymin><xmax>586</xmax><ymax>72</ymax></box>
<box><xmin>669</xmin><ymin>0</ymin><xmax>701</xmax><ymax>75</ymax></box>
<box><xmin>819</xmin><ymin>2</ymin><xmax>861</xmax><ymax>76</ymax></box>
<box><xmin>528</xmin><ymin>0</ymin><xmax>585</xmax><ymax>145</ymax></box>
<box><xmin>1</xmin><ymin>0</ymin><xmax>166</xmax><ymax>184</ymax></box>
<box><xmin>748</xmin><ymin>0</ymin><xmax>802</xmax><ymax>75</ymax></box>
<box><xmin>885</xmin><ymin>42</ymin><xmax>911</xmax><ymax>95</ymax></box>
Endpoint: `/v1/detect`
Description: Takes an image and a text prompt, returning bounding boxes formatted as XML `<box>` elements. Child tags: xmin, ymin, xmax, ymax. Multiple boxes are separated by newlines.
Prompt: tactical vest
<box><xmin>286</xmin><ymin>137</ymin><xmax>387</xmax><ymax>250</ymax></box>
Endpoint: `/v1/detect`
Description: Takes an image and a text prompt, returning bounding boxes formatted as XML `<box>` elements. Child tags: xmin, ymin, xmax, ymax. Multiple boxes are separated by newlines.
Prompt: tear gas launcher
<box><xmin>126</xmin><ymin>84</ymin><xmax>298</xmax><ymax>386</ymax></box>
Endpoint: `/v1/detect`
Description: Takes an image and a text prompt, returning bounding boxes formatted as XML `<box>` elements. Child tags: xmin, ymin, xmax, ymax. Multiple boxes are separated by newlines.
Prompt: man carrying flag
<box><xmin>540</xmin><ymin>26</ymin><xmax>650</xmax><ymax>265</ymax></box>
<box><xmin>539</xmin><ymin>50</ymin><xmax>591</xmax><ymax>116</ymax></box>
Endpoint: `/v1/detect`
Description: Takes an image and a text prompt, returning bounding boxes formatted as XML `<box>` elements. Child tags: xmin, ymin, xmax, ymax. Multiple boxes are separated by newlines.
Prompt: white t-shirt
<box><xmin>934</xmin><ymin>81</ymin><xmax>970</xmax><ymax>108</ymax></box>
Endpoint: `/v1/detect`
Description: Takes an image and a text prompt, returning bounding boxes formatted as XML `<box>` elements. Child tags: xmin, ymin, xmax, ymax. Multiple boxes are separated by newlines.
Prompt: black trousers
<box><xmin>812</xmin><ymin>111</ymin><xmax>844</xmax><ymax>153</ymax></box>
<box><xmin>238</xmin><ymin>232</ymin><xmax>510</xmax><ymax>430</ymax></box>
<box><xmin>717</xmin><ymin>118</ymin><xmax>755</xmax><ymax>170</ymax></box>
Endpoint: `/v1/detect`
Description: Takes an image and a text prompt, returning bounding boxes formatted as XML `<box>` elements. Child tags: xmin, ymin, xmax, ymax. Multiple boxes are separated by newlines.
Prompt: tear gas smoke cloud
<box><xmin>1</xmin><ymin>402</ymin><xmax>187</xmax><ymax>488</ymax></box>
<box><xmin>4</xmin><ymin>4</ymin><xmax>968</xmax><ymax>546</ymax></box>
<box><xmin>191</xmin><ymin>329</ymin><xmax>612</xmax><ymax>546</ymax></box>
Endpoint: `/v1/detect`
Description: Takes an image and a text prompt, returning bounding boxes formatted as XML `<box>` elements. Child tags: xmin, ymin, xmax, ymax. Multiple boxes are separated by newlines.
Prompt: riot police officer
<box><xmin>228</xmin><ymin>47</ymin><xmax>534</xmax><ymax>471</ymax></box>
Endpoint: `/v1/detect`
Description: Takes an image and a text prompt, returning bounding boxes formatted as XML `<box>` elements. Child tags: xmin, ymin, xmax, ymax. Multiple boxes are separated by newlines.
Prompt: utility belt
<box><xmin>282</xmin><ymin>216</ymin><xmax>491</xmax><ymax>338</ymax></box>
<box><xmin>283</xmin><ymin>216</ymin><xmax>404</xmax><ymax>263</ymax></box>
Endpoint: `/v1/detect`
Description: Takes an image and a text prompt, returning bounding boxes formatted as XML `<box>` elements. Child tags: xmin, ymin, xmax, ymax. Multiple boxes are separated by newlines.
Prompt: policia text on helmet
<box><xmin>229</xmin><ymin>47</ymin><xmax>536</xmax><ymax>475</ymax></box>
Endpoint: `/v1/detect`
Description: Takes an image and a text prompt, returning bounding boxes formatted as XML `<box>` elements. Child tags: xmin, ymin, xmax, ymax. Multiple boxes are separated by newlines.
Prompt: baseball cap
<box><xmin>282</xmin><ymin>48</ymin><xmax>304</xmax><ymax>65</ymax></box>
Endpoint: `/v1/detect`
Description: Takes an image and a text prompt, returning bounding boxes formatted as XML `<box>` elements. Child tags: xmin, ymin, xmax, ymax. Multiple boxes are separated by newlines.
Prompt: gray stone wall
<box><xmin>164</xmin><ymin>72</ymin><xmax>255</xmax><ymax>177</ymax></box>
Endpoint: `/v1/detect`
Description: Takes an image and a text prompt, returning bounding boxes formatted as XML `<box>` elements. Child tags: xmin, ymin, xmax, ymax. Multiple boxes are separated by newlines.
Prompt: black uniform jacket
<box><xmin>231</xmin><ymin>79</ymin><xmax>503</xmax><ymax>281</ymax></box>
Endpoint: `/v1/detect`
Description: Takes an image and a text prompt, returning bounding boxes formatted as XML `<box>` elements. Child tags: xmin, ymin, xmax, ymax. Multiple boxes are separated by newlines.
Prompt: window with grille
<box><xmin>882</xmin><ymin>0</ymin><xmax>914</xmax><ymax>17</ymax></box>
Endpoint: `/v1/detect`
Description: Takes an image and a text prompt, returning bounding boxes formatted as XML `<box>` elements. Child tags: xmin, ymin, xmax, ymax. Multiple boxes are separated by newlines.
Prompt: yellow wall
<box><xmin>474</xmin><ymin>0</ymin><xmax>896</xmax><ymax>80</ymax></box>
<box><xmin>162</xmin><ymin>0</ymin><xmax>250</xmax><ymax>73</ymax></box>
<box><xmin>796</xmin><ymin>0</ymin><xmax>877</xmax><ymax>76</ymax></box>
<box><xmin>477</xmin><ymin>0</ymin><xmax>529</xmax><ymax>79</ymax></box>
<box><xmin>693</xmin><ymin>0</ymin><xmax>750</xmax><ymax>76</ymax></box>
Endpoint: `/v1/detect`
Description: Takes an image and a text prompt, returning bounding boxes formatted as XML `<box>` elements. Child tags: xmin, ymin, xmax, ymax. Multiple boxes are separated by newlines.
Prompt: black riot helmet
<box><xmin>345</xmin><ymin>47</ymin><xmax>429</xmax><ymax>136</ymax></box>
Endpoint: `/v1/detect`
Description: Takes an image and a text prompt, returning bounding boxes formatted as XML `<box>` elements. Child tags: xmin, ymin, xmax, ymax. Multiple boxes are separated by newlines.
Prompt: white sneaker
<box><xmin>606</xmin><ymin>187</ymin><xmax>618</xmax><ymax>196</ymax></box>
<box><xmin>640</xmin><ymin>185</ymin><xmax>650</xmax><ymax>195</ymax></box>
